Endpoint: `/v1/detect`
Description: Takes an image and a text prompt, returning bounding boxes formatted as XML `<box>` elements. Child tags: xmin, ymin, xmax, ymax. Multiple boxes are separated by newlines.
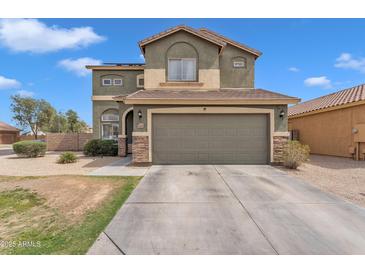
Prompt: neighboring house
<box><xmin>0</xmin><ymin>121</ymin><xmax>20</xmax><ymax>144</ymax></box>
<box><xmin>288</xmin><ymin>83</ymin><xmax>365</xmax><ymax>159</ymax></box>
<box><xmin>87</xmin><ymin>25</ymin><xmax>299</xmax><ymax>165</ymax></box>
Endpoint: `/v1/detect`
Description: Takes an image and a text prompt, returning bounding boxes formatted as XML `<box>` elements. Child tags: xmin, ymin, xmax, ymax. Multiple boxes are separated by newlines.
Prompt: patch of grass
<box><xmin>0</xmin><ymin>176</ymin><xmax>141</xmax><ymax>255</ymax></box>
<box><xmin>0</xmin><ymin>176</ymin><xmax>44</xmax><ymax>183</ymax></box>
<box><xmin>0</xmin><ymin>189</ymin><xmax>45</xmax><ymax>219</ymax></box>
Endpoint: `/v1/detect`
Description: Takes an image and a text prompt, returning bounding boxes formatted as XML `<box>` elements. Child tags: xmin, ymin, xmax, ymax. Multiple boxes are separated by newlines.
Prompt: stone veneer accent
<box><xmin>118</xmin><ymin>136</ymin><xmax>127</xmax><ymax>157</ymax></box>
<box><xmin>132</xmin><ymin>135</ymin><xmax>149</xmax><ymax>163</ymax></box>
<box><xmin>273</xmin><ymin>135</ymin><xmax>289</xmax><ymax>164</ymax></box>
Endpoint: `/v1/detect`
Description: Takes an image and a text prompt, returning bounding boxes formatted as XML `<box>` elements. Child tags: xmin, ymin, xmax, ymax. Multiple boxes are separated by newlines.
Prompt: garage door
<box><xmin>0</xmin><ymin>133</ymin><xmax>16</xmax><ymax>144</ymax></box>
<box><xmin>152</xmin><ymin>114</ymin><xmax>269</xmax><ymax>164</ymax></box>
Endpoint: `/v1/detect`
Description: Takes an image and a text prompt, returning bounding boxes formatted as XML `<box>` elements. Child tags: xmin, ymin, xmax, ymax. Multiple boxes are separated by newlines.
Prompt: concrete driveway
<box><xmin>89</xmin><ymin>165</ymin><xmax>365</xmax><ymax>255</ymax></box>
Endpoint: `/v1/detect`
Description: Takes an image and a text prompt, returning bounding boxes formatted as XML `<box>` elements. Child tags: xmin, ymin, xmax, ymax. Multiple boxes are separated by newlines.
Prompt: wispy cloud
<box><xmin>0</xmin><ymin>75</ymin><xmax>21</xmax><ymax>89</ymax></box>
<box><xmin>58</xmin><ymin>57</ymin><xmax>102</xmax><ymax>76</ymax></box>
<box><xmin>335</xmin><ymin>53</ymin><xmax>365</xmax><ymax>74</ymax></box>
<box><xmin>0</xmin><ymin>19</ymin><xmax>105</xmax><ymax>53</ymax></box>
<box><xmin>16</xmin><ymin>90</ymin><xmax>34</xmax><ymax>98</ymax></box>
<box><xmin>139</xmin><ymin>54</ymin><xmax>145</xmax><ymax>61</ymax></box>
<box><xmin>304</xmin><ymin>76</ymin><xmax>332</xmax><ymax>89</ymax></box>
<box><xmin>288</xmin><ymin>67</ymin><xmax>300</xmax><ymax>72</ymax></box>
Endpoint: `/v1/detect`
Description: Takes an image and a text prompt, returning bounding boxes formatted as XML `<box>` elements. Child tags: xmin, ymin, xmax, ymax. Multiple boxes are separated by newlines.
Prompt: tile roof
<box><xmin>115</xmin><ymin>89</ymin><xmax>299</xmax><ymax>102</ymax></box>
<box><xmin>139</xmin><ymin>25</ymin><xmax>226</xmax><ymax>52</ymax></box>
<box><xmin>288</xmin><ymin>83</ymin><xmax>365</xmax><ymax>117</ymax></box>
<box><xmin>0</xmin><ymin>121</ymin><xmax>19</xmax><ymax>132</ymax></box>
<box><xmin>138</xmin><ymin>25</ymin><xmax>261</xmax><ymax>57</ymax></box>
<box><xmin>199</xmin><ymin>28</ymin><xmax>262</xmax><ymax>57</ymax></box>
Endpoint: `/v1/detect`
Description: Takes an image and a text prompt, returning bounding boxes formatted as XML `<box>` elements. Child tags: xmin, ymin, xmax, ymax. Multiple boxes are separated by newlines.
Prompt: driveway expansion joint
<box><xmin>103</xmin><ymin>231</ymin><xmax>126</xmax><ymax>255</ymax></box>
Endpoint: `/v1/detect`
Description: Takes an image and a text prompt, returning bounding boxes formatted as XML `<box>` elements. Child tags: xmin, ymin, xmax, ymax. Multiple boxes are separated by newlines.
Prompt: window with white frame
<box><xmin>136</xmin><ymin>74</ymin><xmax>144</xmax><ymax>88</ymax></box>
<box><xmin>168</xmin><ymin>58</ymin><xmax>196</xmax><ymax>81</ymax></box>
<box><xmin>232</xmin><ymin>57</ymin><xmax>246</xmax><ymax>68</ymax></box>
<box><xmin>101</xmin><ymin>109</ymin><xmax>119</xmax><ymax>140</ymax></box>
<box><xmin>113</xmin><ymin>78</ymin><xmax>123</xmax><ymax>86</ymax></box>
<box><xmin>102</xmin><ymin>79</ymin><xmax>112</xmax><ymax>86</ymax></box>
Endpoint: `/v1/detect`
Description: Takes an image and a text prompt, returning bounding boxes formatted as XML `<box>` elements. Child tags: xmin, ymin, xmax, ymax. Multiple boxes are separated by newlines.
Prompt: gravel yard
<box><xmin>0</xmin><ymin>146</ymin><xmax>119</xmax><ymax>176</ymax></box>
<box><xmin>279</xmin><ymin>155</ymin><xmax>365</xmax><ymax>208</ymax></box>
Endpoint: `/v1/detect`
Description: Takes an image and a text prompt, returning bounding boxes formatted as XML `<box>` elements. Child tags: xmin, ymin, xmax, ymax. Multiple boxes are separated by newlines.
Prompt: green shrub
<box><xmin>13</xmin><ymin>141</ymin><xmax>47</xmax><ymax>158</ymax></box>
<box><xmin>83</xmin><ymin>139</ymin><xmax>118</xmax><ymax>156</ymax></box>
<box><xmin>283</xmin><ymin>140</ymin><xmax>310</xmax><ymax>169</ymax></box>
<box><xmin>57</xmin><ymin>152</ymin><xmax>78</xmax><ymax>164</ymax></box>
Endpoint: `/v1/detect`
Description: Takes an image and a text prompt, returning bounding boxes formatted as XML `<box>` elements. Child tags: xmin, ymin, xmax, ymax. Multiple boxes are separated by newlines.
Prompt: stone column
<box><xmin>118</xmin><ymin>135</ymin><xmax>127</xmax><ymax>157</ymax></box>
<box><xmin>132</xmin><ymin>134</ymin><xmax>149</xmax><ymax>163</ymax></box>
<box><xmin>273</xmin><ymin>133</ymin><xmax>289</xmax><ymax>164</ymax></box>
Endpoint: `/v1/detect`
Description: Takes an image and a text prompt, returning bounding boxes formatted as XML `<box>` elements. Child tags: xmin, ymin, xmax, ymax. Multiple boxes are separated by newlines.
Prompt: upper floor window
<box><xmin>168</xmin><ymin>58</ymin><xmax>196</xmax><ymax>81</ymax></box>
<box><xmin>136</xmin><ymin>74</ymin><xmax>144</xmax><ymax>88</ymax></box>
<box><xmin>102</xmin><ymin>79</ymin><xmax>112</xmax><ymax>86</ymax></box>
<box><xmin>232</xmin><ymin>57</ymin><xmax>247</xmax><ymax>68</ymax></box>
<box><xmin>102</xmin><ymin>77</ymin><xmax>123</xmax><ymax>86</ymax></box>
<box><xmin>113</xmin><ymin>79</ymin><xmax>123</xmax><ymax>86</ymax></box>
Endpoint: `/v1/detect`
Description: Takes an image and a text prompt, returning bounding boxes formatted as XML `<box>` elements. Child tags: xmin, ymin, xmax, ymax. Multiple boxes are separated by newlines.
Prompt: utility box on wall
<box><xmin>353</xmin><ymin>123</ymin><xmax>365</xmax><ymax>143</ymax></box>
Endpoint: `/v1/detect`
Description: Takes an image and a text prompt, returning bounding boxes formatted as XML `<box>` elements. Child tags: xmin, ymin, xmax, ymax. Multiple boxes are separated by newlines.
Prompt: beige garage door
<box><xmin>152</xmin><ymin>114</ymin><xmax>269</xmax><ymax>164</ymax></box>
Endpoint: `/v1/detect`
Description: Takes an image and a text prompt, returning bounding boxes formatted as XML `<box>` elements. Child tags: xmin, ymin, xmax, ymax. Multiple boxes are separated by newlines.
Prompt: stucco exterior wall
<box><xmin>219</xmin><ymin>45</ymin><xmax>255</xmax><ymax>88</ymax></box>
<box><xmin>144</xmin><ymin>31</ymin><xmax>220</xmax><ymax>89</ymax></box>
<box><xmin>132</xmin><ymin>104</ymin><xmax>288</xmax><ymax>133</ymax></box>
<box><xmin>93</xmin><ymin>100</ymin><xmax>119</xmax><ymax>139</ymax></box>
<box><xmin>288</xmin><ymin>104</ymin><xmax>365</xmax><ymax>157</ymax></box>
<box><xmin>92</xmin><ymin>70</ymin><xmax>143</xmax><ymax>96</ymax></box>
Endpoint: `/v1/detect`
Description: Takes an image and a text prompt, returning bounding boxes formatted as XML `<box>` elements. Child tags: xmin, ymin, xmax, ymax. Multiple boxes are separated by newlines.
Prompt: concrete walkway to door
<box><xmin>88</xmin><ymin>165</ymin><xmax>365</xmax><ymax>255</ymax></box>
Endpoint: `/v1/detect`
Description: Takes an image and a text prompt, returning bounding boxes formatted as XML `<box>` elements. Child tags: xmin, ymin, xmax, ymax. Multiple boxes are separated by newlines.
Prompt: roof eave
<box><xmin>124</xmin><ymin>98</ymin><xmax>300</xmax><ymax>105</ymax></box>
<box><xmin>138</xmin><ymin>27</ymin><xmax>226</xmax><ymax>55</ymax></box>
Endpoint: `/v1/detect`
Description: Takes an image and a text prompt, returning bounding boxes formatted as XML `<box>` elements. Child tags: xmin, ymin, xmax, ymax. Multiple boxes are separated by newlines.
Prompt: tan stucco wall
<box><xmin>288</xmin><ymin>104</ymin><xmax>365</xmax><ymax>157</ymax></box>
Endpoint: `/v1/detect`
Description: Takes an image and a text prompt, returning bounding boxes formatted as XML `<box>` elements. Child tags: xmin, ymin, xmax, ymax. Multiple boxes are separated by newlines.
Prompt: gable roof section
<box><xmin>139</xmin><ymin>25</ymin><xmax>226</xmax><ymax>54</ymax></box>
<box><xmin>289</xmin><ymin>83</ymin><xmax>365</xmax><ymax>117</ymax></box>
<box><xmin>199</xmin><ymin>28</ymin><xmax>262</xmax><ymax>58</ymax></box>
<box><xmin>0</xmin><ymin>121</ymin><xmax>19</xmax><ymax>132</ymax></box>
<box><xmin>115</xmin><ymin>88</ymin><xmax>299</xmax><ymax>105</ymax></box>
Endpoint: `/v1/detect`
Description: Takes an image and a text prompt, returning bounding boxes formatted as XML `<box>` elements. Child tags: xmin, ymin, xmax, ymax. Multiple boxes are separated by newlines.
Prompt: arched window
<box><xmin>101</xmin><ymin>109</ymin><xmax>119</xmax><ymax>140</ymax></box>
<box><xmin>166</xmin><ymin>42</ymin><xmax>198</xmax><ymax>81</ymax></box>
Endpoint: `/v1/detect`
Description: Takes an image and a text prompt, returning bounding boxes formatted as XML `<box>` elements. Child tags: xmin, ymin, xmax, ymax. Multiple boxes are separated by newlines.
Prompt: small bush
<box><xmin>283</xmin><ymin>140</ymin><xmax>310</xmax><ymax>169</ymax></box>
<box><xmin>13</xmin><ymin>141</ymin><xmax>47</xmax><ymax>158</ymax></box>
<box><xmin>57</xmin><ymin>152</ymin><xmax>78</xmax><ymax>164</ymax></box>
<box><xmin>83</xmin><ymin>139</ymin><xmax>118</xmax><ymax>156</ymax></box>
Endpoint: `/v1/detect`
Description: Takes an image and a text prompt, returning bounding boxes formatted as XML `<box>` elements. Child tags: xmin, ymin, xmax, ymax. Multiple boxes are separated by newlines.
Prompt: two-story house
<box><xmin>87</xmin><ymin>25</ymin><xmax>300</xmax><ymax>165</ymax></box>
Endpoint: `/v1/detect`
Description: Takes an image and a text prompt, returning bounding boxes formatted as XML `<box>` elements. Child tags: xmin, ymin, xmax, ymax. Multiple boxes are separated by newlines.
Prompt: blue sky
<box><xmin>1</xmin><ymin>18</ymin><xmax>365</xmax><ymax>127</ymax></box>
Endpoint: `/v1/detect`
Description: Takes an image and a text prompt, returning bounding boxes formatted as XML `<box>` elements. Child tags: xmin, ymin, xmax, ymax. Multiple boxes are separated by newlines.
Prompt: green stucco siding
<box><xmin>92</xmin><ymin>100</ymin><xmax>132</xmax><ymax>139</ymax></box>
<box><xmin>92</xmin><ymin>70</ymin><xmax>143</xmax><ymax>96</ymax></box>
<box><xmin>132</xmin><ymin>105</ymin><xmax>288</xmax><ymax>133</ymax></box>
<box><xmin>220</xmin><ymin>45</ymin><xmax>255</xmax><ymax>88</ymax></box>
<box><xmin>144</xmin><ymin>31</ymin><xmax>220</xmax><ymax>70</ymax></box>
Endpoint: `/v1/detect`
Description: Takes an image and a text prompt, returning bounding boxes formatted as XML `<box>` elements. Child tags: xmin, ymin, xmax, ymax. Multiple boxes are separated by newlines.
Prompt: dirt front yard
<box><xmin>0</xmin><ymin>146</ymin><xmax>118</xmax><ymax>176</ymax></box>
<box><xmin>0</xmin><ymin>175</ymin><xmax>141</xmax><ymax>254</ymax></box>
<box><xmin>280</xmin><ymin>155</ymin><xmax>365</xmax><ymax>208</ymax></box>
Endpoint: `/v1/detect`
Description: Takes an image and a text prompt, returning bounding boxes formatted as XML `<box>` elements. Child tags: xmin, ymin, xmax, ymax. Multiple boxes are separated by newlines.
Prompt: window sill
<box><xmin>159</xmin><ymin>82</ymin><xmax>204</xmax><ymax>87</ymax></box>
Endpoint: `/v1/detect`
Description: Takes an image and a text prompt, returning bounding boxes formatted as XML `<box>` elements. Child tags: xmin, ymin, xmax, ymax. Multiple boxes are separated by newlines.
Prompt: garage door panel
<box><xmin>152</xmin><ymin>114</ymin><xmax>269</xmax><ymax>164</ymax></box>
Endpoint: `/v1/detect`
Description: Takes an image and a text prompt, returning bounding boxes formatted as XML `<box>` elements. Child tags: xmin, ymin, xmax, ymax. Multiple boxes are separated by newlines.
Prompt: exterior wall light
<box><xmin>352</xmin><ymin>128</ymin><xmax>359</xmax><ymax>134</ymax></box>
<box><xmin>138</xmin><ymin>110</ymin><xmax>142</xmax><ymax>119</ymax></box>
<box><xmin>279</xmin><ymin>109</ymin><xmax>285</xmax><ymax>119</ymax></box>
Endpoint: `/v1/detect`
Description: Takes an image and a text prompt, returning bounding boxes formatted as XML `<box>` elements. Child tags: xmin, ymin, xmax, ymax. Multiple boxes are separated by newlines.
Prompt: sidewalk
<box><xmin>88</xmin><ymin>155</ymin><xmax>150</xmax><ymax>176</ymax></box>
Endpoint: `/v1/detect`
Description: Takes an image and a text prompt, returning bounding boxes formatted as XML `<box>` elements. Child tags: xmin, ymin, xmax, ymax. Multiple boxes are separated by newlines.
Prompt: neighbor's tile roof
<box><xmin>138</xmin><ymin>25</ymin><xmax>261</xmax><ymax>57</ymax></box>
<box><xmin>116</xmin><ymin>89</ymin><xmax>299</xmax><ymax>101</ymax></box>
<box><xmin>288</xmin><ymin>83</ymin><xmax>365</xmax><ymax>117</ymax></box>
<box><xmin>0</xmin><ymin>121</ymin><xmax>19</xmax><ymax>132</ymax></box>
